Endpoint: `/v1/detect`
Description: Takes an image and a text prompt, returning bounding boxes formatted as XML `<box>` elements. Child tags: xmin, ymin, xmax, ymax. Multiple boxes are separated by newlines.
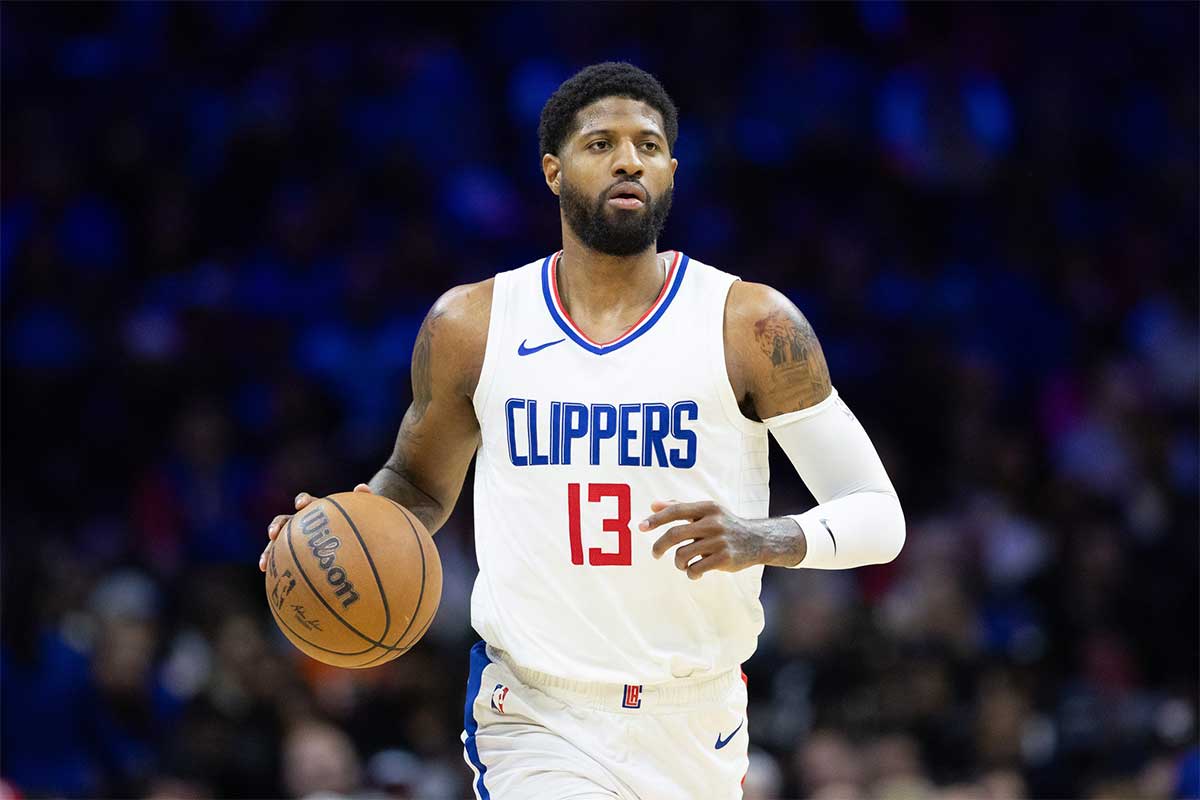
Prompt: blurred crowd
<box><xmin>2</xmin><ymin>3</ymin><xmax>1197</xmax><ymax>799</ymax></box>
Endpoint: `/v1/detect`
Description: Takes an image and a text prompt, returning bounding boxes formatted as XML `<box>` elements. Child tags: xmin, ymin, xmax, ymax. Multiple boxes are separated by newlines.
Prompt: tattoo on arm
<box><xmin>409</xmin><ymin>308</ymin><xmax>443</xmax><ymax>423</ymax></box>
<box><xmin>364</xmin><ymin>285</ymin><xmax>488</xmax><ymax>536</ymax></box>
<box><xmin>752</xmin><ymin>308</ymin><xmax>832</xmax><ymax>414</ymax></box>
<box><xmin>370</xmin><ymin>462</ymin><xmax>445</xmax><ymax>533</ymax></box>
<box><xmin>368</xmin><ymin>305</ymin><xmax>450</xmax><ymax>533</ymax></box>
<box><xmin>760</xmin><ymin>516</ymin><xmax>808</xmax><ymax>567</ymax></box>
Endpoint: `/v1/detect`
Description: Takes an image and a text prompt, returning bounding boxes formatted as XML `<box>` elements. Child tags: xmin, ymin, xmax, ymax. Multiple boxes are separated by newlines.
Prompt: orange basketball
<box><xmin>264</xmin><ymin>492</ymin><xmax>441</xmax><ymax>668</ymax></box>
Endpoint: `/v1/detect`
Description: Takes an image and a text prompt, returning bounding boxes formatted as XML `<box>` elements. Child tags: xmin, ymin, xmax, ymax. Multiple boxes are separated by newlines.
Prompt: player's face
<box><xmin>549</xmin><ymin>97</ymin><xmax>678</xmax><ymax>257</ymax></box>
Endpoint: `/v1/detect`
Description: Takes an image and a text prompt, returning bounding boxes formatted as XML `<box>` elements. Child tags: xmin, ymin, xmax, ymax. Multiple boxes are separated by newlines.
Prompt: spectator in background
<box><xmin>0</xmin><ymin>547</ymin><xmax>104</xmax><ymax>796</ymax></box>
<box><xmin>135</xmin><ymin>400</ymin><xmax>259</xmax><ymax>573</ymax></box>
<box><xmin>282</xmin><ymin>721</ymin><xmax>362</xmax><ymax>799</ymax></box>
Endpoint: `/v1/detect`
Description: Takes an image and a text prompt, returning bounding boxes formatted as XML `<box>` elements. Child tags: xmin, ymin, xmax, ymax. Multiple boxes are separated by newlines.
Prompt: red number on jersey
<box><xmin>567</xmin><ymin>482</ymin><xmax>632</xmax><ymax>566</ymax></box>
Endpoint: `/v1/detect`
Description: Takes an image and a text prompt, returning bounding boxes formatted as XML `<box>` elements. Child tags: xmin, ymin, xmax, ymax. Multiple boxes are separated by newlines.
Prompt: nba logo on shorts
<box><xmin>491</xmin><ymin>683</ymin><xmax>509</xmax><ymax>714</ymax></box>
<box><xmin>622</xmin><ymin>684</ymin><xmax>642</xmax><ymax>709</ymax></box>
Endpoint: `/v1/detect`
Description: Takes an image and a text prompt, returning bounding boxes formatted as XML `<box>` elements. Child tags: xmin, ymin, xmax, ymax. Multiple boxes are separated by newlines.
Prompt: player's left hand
<box><xmin>640</xmin><ymin>499</ymin><xmax>797</xmax><ymax>579</ymax></box>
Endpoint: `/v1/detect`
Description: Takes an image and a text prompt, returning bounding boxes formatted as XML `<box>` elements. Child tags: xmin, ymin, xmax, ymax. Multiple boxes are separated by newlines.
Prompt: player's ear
<box><xmin>542</xmin><ymin>153</ymin><xmax>561</xmax><ymax>196</ymax></box>
<box><xmin>670</xmin><ymin>157</ymin><xmax>678</xmax><ymax>185</ymax></box>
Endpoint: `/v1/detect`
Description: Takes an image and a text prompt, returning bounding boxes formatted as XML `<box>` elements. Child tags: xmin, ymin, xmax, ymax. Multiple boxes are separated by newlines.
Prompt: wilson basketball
<box><xmin>264</xmin><ymin>492</ymin><xmax>441</xmax><ymax>668</ymax></box>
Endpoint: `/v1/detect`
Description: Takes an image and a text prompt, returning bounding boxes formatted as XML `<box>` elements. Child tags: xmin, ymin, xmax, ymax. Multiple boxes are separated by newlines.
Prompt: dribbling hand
<box><xmin>258</xmin><ymin>483</ymin><xmax>374</xmax><ymax>572</ymax></box>
<box><xmin>639</xmin><ymin>499</ymin><xmax>806</xmax><ymax>578</ymax></box>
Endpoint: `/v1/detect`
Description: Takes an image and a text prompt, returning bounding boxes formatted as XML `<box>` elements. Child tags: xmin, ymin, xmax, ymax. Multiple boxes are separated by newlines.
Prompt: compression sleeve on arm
<box><xmin>763</xmin><ymin>388</ymin><xmax>906</xmax><ymax>569</ymax></box>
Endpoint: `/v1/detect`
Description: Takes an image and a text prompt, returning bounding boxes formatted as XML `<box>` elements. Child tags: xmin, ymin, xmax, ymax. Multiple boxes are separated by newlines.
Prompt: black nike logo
<box><xmin>715</xmin><ymin>718</ymin><xmax>744</xmax><ymax>750</ymax></box>
<box><xmin>819</xmin><ymin>518</ymin><xmax>837</xmax><ymax>555</ymax></box>
<box><xmin>517</xmin><ymin>338</ymin><xmax>565</xmax><ymax>356</ymax></box>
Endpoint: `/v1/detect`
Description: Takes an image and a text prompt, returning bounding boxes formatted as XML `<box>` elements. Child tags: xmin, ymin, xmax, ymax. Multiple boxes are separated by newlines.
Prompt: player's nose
<box><xmin>611</xmin><ymin>139</ymin><xmax>644</xmax><ymax>178</ymax></box>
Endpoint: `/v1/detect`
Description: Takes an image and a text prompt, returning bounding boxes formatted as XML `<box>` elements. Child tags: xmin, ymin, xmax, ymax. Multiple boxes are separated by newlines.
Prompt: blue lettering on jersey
<box><xmin>505</xmin><ymin>397</ymin><xmax>698</xmax><ymax>469</ymax></box>
<box><xmin>641</xmin><ymin>403</ymin><xmax>671</xmax><ymax>466</ymax></box>
<box><xmin>590</xmin><ymin>405</ymin><xmax>617</xmax><ymax>466</ymax></box>
<box><xmin>549</xmin><ymin>400</ymin><xmax>562</xmax><ymax>465</ymax></box>
<box><xmin>670</xmin><ymin>400</ymin><xmax>698</xmax><ymax>468</ymax></box>
<box><xmin>618</xmin><ymin>404</ymin><xmax>640</xmax><ymax>467</ymax></box>
<box><xmin>562</xmin><ymin>402</ymin><xmax>588</xmax><ymax>465</ymax></box>
<box><xmin>527</xmin><ymin>399</ymin><xmax>550</xmax><ymax>466</ymax></box>
<box><xmin>506</xmin><ymin>398</ymin><xmax>527</xmax><ymax>467</ymax></box>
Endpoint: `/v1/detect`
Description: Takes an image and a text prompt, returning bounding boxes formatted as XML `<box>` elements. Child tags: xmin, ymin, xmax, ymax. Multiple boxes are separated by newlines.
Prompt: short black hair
<box><xmin>538</xmin><ymin>62</ymin><xmax>679</xmax><ymax>159</ymax></box>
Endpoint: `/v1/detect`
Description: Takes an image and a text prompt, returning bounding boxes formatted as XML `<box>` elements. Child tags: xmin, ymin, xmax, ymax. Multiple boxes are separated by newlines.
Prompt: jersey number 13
<box><xmin>567</xmin><ymin>483</ymin><xmax>632</xmax><ymax>566</ymax></box>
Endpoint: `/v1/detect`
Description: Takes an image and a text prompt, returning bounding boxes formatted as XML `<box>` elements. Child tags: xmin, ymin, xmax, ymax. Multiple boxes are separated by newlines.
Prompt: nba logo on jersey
<box><xmin>491</xmin><ymin>684</ymin><xmax>509</xmax><ymax>714</ymax></box>
<box><xmin>622</xmin><ymin>684</ymin><xmax>642</xmax><ymax>709</ymax></box>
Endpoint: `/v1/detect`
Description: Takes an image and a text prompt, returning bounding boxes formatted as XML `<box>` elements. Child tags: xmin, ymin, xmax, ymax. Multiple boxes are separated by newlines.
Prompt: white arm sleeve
<box><xmin>763</xmin><ymin>388</ymin><xmax>905</xmax><ymax>569</ymax></box>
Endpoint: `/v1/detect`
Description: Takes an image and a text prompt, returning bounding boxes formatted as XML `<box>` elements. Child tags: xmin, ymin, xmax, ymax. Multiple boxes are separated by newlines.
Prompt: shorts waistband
<box><xmin>486</xmin><ymin>644</ymin><xmax>743</xmax><ymax>713</ymax></box>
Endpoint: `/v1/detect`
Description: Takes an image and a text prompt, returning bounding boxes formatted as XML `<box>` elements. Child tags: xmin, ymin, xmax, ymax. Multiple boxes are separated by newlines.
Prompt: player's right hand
<box><xmin>259</xmin><ymin>483</ymin><xmax>373</xmax><ymax>572</ymax></box>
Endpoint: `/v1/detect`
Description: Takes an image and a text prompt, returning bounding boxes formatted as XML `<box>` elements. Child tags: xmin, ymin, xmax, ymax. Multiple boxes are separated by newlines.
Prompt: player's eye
<box><xmin>589</xmin><ymin>141</ymin><xmax>610</xmax><ymax>151</ymax></box>
<box><xmin>642</xmin><ymin>142</ymin><xmax>659</xmax><ymax>151</ymax></box>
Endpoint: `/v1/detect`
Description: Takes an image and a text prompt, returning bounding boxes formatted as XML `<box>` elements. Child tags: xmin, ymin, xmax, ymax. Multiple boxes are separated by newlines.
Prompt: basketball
<box><xmin>264</xmin><ymin>492</ymin><xmax>441</xmax><ymax>668</ymax></box>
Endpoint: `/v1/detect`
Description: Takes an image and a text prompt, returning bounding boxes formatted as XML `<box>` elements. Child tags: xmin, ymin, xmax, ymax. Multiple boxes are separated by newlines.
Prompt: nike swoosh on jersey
<box><xmin>819</xmin><ymin>518</ymin><xmax>838</xmax><ymax>555</ymax></box>
<box><xmin>517</xmin><ymin>338</ymin><xmax>565</xmax><ymax>356</ymax></box>
<box><xmin>715</xmin><ymin>718</ymin><xmax>744</xmax><ymax>750</ymax></box>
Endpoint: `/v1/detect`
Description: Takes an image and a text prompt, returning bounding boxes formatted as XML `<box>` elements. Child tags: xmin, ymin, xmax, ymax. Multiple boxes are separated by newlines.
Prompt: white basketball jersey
<box><xmin>470</xmin><ymin>250</ymin><xmax>771</xmax><ymax>685</ymax></box>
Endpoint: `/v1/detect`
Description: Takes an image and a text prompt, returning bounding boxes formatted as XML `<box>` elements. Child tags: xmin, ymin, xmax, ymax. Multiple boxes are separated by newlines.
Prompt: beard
<box><xmin>560</xmin><ymin>175</ymin><xmax>673</xmax><ymax>257</ymax></box>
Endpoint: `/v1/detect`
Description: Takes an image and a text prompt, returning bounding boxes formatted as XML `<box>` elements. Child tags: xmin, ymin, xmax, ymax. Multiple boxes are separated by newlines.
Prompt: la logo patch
<box><xmin>491</xmin><ymin>683</ymin><xmax>509</xmax><ymax>714</ymax></box>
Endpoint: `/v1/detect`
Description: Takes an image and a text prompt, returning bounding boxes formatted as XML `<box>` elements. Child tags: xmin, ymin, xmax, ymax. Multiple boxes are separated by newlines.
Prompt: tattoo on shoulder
<box><xmin>752</xmin><ymin>308</ymin><xmax>831</xmax><ymax>412</ymax></box>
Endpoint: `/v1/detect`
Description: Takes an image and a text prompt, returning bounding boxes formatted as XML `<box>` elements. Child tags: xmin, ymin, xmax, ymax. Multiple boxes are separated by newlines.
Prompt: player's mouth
<box><xmin>607</xmin><ymin>182</ymin><xmax>647</xmax><ymax>209</ymax></box>
<box><xmin>608</xmin><ymin>196</ymin><xmax>644</xmax><ymax>209</ymax></box>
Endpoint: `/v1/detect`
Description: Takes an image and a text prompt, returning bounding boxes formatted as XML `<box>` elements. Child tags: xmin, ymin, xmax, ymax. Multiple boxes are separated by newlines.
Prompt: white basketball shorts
<box><xmin>460</xmin><ymin>641</ymin><xmax>750</xmax><ymax>800</ymax></box>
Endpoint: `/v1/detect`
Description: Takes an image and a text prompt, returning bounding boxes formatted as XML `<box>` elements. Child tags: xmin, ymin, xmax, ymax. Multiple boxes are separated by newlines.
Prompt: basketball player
<box><xmin>260</xmin><ymin>62</ymin><xmax>904</xmax><ymax>799</ymax></box>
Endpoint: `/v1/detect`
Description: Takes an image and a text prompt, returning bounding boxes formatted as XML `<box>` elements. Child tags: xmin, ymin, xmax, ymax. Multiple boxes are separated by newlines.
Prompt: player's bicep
<box><xmin>384</xmin><ymin>290</ymin><xmax>485</xmax><ymax>512</ymax></box>
<box><xmin>385</xmin><ymin>394</ymin><xmax>479</xmax><ymax>512</ymax></box>
<box><xmin>726</xmin><ymin>282</ymin><xmax>832</xmax><ymax>419</ymax></box>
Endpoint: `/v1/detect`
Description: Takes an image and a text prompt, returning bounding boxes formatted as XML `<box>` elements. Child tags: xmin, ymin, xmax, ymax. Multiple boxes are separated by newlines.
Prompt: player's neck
<box><xmin>556</xmin><ymin>239</ymin><xmax>666</xmax><ymax>320</ymax></box>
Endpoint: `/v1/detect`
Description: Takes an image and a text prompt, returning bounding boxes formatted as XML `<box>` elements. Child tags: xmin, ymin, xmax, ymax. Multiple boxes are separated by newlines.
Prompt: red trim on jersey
<box><xmin>548</xmin><ymin>250</ymin><xmax>680</xmax><ymax>347</ymax></box>
<box><xmin>741</xmin><ymin>666</ymin><xmax>749</xmax><ymax>786</ymax></box>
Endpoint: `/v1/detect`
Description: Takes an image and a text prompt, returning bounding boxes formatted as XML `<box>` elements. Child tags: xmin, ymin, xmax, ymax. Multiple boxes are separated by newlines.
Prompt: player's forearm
<box><xmin>747</xmin><ymin>516</ymin><xmax>808</xmax><ymax>567</ymax></box>
<box><xmin>764</xmin><ymin>388</ymin><xmax>906</xmax><ymax>570</ymax></box>
<box><xmin>369</xmin><ymin>464</ymin><xmax>449</xmax><ymax>534</ymax></box>
<box><xmin>777</xmin><ymin>491</ymin><xmax>904</xmax><ymax>569</ymax></box>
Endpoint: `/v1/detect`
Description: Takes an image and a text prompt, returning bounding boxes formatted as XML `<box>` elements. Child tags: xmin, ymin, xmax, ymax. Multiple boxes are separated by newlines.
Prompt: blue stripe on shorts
<box><xmin>463</xmin><ymin>640</ymin><xmax>492</xmax><ymax>800</ymax></box>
